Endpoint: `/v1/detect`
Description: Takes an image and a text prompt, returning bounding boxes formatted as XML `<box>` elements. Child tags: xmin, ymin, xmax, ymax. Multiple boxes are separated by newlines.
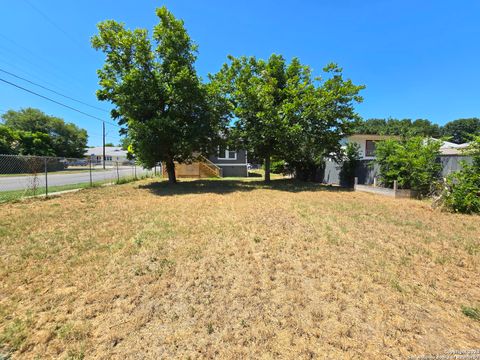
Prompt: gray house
<box><xmin>208</xmin><ymin>147</ymin><xmax>248</xmax><ymax>177</ymax></box>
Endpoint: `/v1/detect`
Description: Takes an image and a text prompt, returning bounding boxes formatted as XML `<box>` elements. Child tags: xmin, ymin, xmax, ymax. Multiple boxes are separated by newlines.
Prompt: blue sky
<box><xmin>1</xmin><ymin>0</ymin><xmax>479</xmax><ymax>146</ymax></box>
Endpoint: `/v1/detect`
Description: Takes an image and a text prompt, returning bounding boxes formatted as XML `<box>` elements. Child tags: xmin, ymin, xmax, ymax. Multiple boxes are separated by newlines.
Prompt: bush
<box><xmin>440</xmin><ymin>136</ymin><xmax>480</xmax><ymax>213</ymax></box>
<box><xmin>375</xmin><ymin>137</ymin><xmax>442</xmax><ymax>194</ymax></box>
<box><xmin>270</xmin><ymin>160</ymin><xmax>287</xmax><ymax>174</ymax></box>
<box><xmin>339</xmin><ymin>142</ymin><xmax>360</xmax><ymax>187</ymax></box>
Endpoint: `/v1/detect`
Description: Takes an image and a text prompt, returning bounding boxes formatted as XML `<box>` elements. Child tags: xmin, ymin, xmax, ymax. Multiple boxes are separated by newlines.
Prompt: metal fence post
<box><xmin>89</xmin><ymin>159</ymin><xmax>93</xmax><ymax>187</ymax></box>
<box><xmin>44</xmin><ymin>157</ymin><xmax>48</xmax><ymax>197</ymax></box>
<box><xmin>134</xmin><ymin>163</ymin><xmax>137</xmax><ymax>179</ymax></box>
<box><xmin>393</xmin><ymin>180</ymin><xmax>398</xmax><ymax>192</ymax></box>
<box><xmin>116</xmin><ymin>162</ymin><xmax>120</xmax><ymax>183</ymax></box>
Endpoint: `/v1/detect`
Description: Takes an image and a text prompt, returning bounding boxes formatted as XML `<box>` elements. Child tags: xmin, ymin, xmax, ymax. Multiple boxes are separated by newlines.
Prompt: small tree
<box><xmin>339</xmin><ymin>142</ymin><xmax>361</xmax><ymax>187</ymax></box>
<box><xmin>92</xmin><ymin>7</ymin><xmax>227</xmax><ymax>183</ymax></box>
<box><xmin>375</xmin><ymin>137</ymin><xmax>442</xmax><ymax>194</ymax></box>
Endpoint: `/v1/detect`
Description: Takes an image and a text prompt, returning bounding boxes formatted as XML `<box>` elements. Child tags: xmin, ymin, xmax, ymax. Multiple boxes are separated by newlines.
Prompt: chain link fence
<box><xmin>0</xmin><ymin>154</ymin><xmax>162</xmax><ymax>203</ymax></box>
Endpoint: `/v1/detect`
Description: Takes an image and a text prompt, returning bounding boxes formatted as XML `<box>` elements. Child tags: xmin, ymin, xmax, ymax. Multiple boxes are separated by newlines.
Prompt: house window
<box><xmin>218</xmin><ymin>146</ymin><xmax>237</xmax><ymax>160</ymax></box>
<box><xmin>365</xmin><ymin>140</ymin><xmax>377</xmax><ymax>157</ymax></box>
<box><xmin>105</xmin><ymin>155</ymin><xmax>112</xmax><ymax>161</ymax></box>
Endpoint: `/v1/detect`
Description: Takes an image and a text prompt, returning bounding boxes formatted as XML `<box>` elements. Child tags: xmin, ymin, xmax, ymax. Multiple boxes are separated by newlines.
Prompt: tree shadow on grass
<box><xmin>139</xmin><ymin>178</ymin><xmax>351</xmax><ymax>196</ymax></box>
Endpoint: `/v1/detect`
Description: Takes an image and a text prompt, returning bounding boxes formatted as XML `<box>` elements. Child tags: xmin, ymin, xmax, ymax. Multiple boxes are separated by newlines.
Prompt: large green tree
<box><xmin>284</xmin><ymin>63</ymin><xmax>364</xmax><ymax>181</ymax></box>
<box><xmin>1</xmin><ymin>108</ymin><xmax>88</xmax><ymax>157</ymax></box>
<box><xmin>228</xmin><ymin>54</ymin><xmax>301</xmax><ymax>182</ymax></box>
<box><xmin>16</xmin><ymin>131</ymin><xmax>55</xmax><ymax>156</ymax></box>
<box><xmin>92</xmin><ymin>7</ymin><xmax>227</xmax><ymax>183</ymax></box>
<box><xmin>213</xmin><ymin>56</ymin><xmax>363</xmax><ymax>182</ymax></box>
<box><xmin>441</xmin><ymin>118</ymin><xmax>480</xmax><ymax>144</ymax></box>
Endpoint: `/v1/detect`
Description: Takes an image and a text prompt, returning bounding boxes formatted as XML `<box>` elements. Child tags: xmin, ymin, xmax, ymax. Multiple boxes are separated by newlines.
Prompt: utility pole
<box><xmin>102</xmin><ymin>121</ymin><xmax>106</xmax><ymax>169</ymax></box>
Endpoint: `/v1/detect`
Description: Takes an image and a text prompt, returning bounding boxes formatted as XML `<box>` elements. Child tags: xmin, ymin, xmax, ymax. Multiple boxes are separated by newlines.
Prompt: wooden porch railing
<box><xmin>198</xmin><ymin>155</ymin><xmax>222</xmax><ymax>178</ymax></box>
<box><xmin>161</xmin><ymin>156</ymin><xmax>222</xmax><ymax>178</ymax></box>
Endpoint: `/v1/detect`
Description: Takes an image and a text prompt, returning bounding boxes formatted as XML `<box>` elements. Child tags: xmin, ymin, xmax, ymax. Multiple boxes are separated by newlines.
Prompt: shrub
<box><xmin>442</xmin><ymin>167</ymin><xmax>480</xmax><ymax>213</ymax></box>
<box><xmin>339</xmin><ymin>142</ymin><xmax>360</xmax><ymax>187</ymax></box>
<box><xmin>270</xmin><ymin>160</ymin><xmax>287</xmax><ymax>174</ymax></box>
<box><xmin>440</xmin><ymin>136</ymin><xmax>480</xmax><ymax>213</ymax></box>
<box><xmin>375</xmin><ymin>137</ymin><xmax>442</xmax><ymax>194</ymax></box>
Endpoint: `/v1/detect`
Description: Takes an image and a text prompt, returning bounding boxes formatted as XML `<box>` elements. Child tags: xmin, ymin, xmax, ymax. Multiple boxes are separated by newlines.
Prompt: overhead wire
<box><xmin>23</xmin><ymin>0</ymin><xmax>84</xmax><ymax>48</ymax></box>
<box><xmin>0</xmin><ymin>68</ymin><xmax>110</xmax><ymax>113</ymax></box>
<box><xmin>0</xmin><ymin>77</ymin><xmax>120</xmax><ymax>128</ymax></box>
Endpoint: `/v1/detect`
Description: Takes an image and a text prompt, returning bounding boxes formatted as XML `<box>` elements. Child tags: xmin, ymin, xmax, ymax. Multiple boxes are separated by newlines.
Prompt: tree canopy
<box><xmin>441</xmin><ymin>118</ymin><xmax>480</xmax><ymax>144</ymax></box>
<box><xmin>92</xmin><ymin>6</ymin><xmax>228</xmax><ymax>183</ymax></box>
<box><xmin>0</xmin><ymin>125</ymin><xmax>19</xmax><ymax>155</ymax></box>
<box><xmin>354</xmin><ymin>118</ymin><xmax>441</xmax><ymax>138</ymax></box>
<box><xmin>0</xmin><ymin>108</ymin><xmax>88</xmax><ymax>157</ymax></box>
<box><xmin>354</xmin><ymin>117</ymin><xmax>480</xmax><ymax>144</ymax></box>
<box><xmin>213</xmin><ymin>55</ymin><xmax>364</xmax><ymax>182</ymax></box>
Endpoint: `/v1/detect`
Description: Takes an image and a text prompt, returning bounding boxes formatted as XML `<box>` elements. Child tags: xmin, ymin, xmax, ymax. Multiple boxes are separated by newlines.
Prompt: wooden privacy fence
<box><xmin>162</xmin><ymin>156</ymin><xmax>222</xmax><ymax>178</ymax></box>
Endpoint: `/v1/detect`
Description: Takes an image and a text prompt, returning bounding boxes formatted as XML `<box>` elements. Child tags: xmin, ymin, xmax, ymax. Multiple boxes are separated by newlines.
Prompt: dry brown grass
<box><xmin>0</xmin><ymin>178</ymin><xmax>479</xmax><ymax>359</ymax></box>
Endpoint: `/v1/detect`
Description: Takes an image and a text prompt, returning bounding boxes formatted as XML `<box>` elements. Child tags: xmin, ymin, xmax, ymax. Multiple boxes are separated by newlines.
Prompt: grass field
<box><xmin>0</xmin><ymin>182</ymin><xmax>103</xmax><ymax>203</ymax></box>
<box><xmin>0</xmin><ymin>168</ymin><xmax>100</xmax><ymax>178</ymax></box>
<box><xmin>0</xmin><ymin>178</ymin><xmax>479</xmax><ymax>359</ymax></box>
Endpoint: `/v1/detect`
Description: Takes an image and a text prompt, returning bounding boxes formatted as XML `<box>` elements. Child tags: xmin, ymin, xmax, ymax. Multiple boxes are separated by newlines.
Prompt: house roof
<box><xmin>348</xmin><ymin>134</ymin><xmax>400</xmax><ymax>140</ymax></box>
<box><xmin>429</xmin><ymin>138</ymin><xmax>471</xmax><ymax>155</ymax></box>
<box><xmin>85</xmin><ymin>146</ymin><xmax>128</xmax><ymax>157</ymax></box>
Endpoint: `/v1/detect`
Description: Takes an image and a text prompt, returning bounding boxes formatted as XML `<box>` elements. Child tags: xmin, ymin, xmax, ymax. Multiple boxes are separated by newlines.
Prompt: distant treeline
<box><xmin>354</xmin><ymin>118</ymin><xmax>480</xmax><ymax>144</ymax></box>
<box><xmin>0</xmin><ymin>108</ymin><xmax>88</xmax><ymax>158</ymax></box>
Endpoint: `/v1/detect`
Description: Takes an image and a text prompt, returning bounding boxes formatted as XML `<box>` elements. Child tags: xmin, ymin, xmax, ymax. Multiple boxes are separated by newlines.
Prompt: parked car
<box><xmin>67</xmin><ymin>159</ymin><xmax>88</xmax><ymax>166</ymax></box>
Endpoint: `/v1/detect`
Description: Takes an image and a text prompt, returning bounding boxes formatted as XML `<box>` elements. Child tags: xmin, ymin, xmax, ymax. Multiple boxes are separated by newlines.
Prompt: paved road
<box><xmin>0</xmin><ymin>166</ymin><xmax>151</xmax><ymax>192</ymax></box>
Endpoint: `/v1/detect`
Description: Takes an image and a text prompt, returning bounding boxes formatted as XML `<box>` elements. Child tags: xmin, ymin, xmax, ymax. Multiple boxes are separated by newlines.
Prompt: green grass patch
<box><xmin>0</xmin><ymin>181</ymin><xmax>107</xmax><ymax>203</ymax></box>
<box><xmin>0</xmin><ymin>168</ymin><xmax>107</xmax><ymax>177</ymax></box>
<box><xmin>0</xmin><ymin>318</ymin><xmax>28</xmax><ymax>353</ymax></box>
<box><xmin>461</xmin><ymin>305</ymin><xmax>480</xmax><ymax>321</ymax></box>
<box><xmin>0</xmin><ymin>173</ymin><xmax>159</xmax><ymax>203</ymax></box>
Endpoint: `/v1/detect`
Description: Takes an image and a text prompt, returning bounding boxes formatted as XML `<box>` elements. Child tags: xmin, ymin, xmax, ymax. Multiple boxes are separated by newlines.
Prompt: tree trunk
<box><xmin>264</xmin><ymin>155</ymin><xmax>271</xmax><ymax>183</ymax></box>
<box><xmin>309</xmin><ymin>165</ymin><xmax>317</xmax><ymax>182</ymax></box>
<box><xmin>166</xmin><ymin>158</ymin><xmax>177</xmax><ymax>184</ymax></box>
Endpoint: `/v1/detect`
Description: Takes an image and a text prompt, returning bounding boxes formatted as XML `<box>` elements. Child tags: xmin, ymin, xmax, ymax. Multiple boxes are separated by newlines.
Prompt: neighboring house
<box><xmin>437</xmin><ymin>140</ymin><xmax>470</xmax><ymax>155</ymax></box>
<box><xmin>208</xmin><ymin>147</ymin><xmax>248</xmax><ymax>177</ymax></box>
<box><xmin>85</xmin><ymin>146</ymin><xmax>130</xmax><ymax>165</ymax></box>
<box><xmin>344</xmin><ymin>135</ymin><xmax>471</xmax><ymax>158</ymax></box>
<box><xmin>342</xmin><ymin>134</ymin><xmax>398</xmax><ymax>159</ymax></box>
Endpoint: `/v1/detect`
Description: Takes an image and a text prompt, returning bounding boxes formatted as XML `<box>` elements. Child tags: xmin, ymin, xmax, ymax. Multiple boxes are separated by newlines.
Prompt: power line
<box><xmin>0</xmin><ymin>77</ymin><xmax>120</xmax><ymax>128</ymax></box>
<box><xmin>0</xmin><ymin>32</ymin><xmax>97</xmax><ymax>94</ymax></box>
<box><xmin>0</xmin><ymin>54</ymin><xmax>71</xmax><ymax>95</ymax></box>
<box><xmin>0</xmin><ymin>68</ymin><xmax>109</xmax><ymax>113</ymax></box>
<box><xmin>23</xmin><ymin>0</ymin><xmax>84</xmax><ymax>48</ymax></box>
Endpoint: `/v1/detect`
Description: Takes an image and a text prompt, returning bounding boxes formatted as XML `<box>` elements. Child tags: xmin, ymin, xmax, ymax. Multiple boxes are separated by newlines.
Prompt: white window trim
<box><xmin>217</xmin><ymin>147</ymin><xmax>237</xmax><ymax>160</ymax></box>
